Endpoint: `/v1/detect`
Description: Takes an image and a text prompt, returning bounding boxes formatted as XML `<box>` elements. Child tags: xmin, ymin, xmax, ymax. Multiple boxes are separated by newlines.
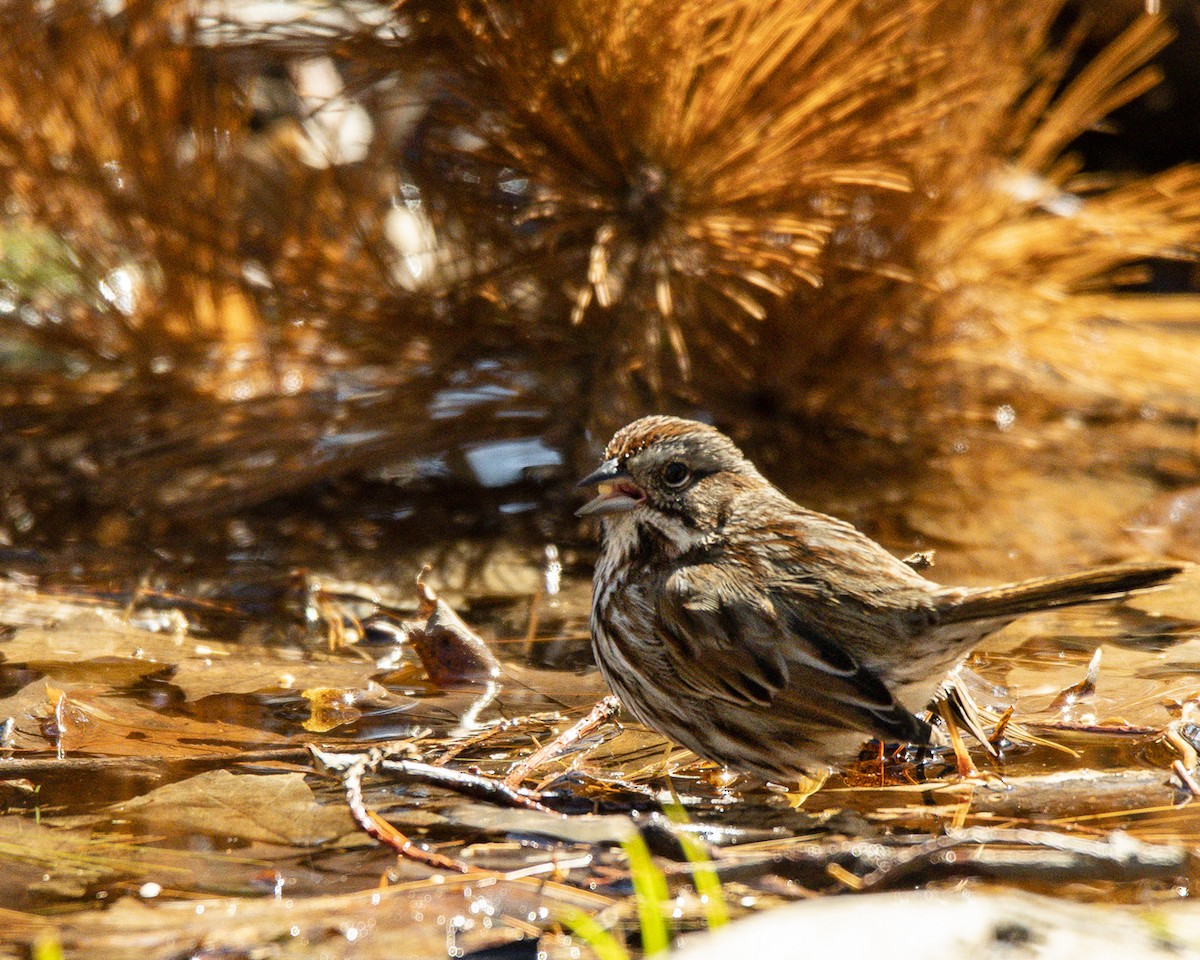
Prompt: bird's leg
<box><xmin>1165</xmin><ymin>696</ymin><xmax>1200</xmax><ymax>798</ymax></box>
<box><xmin>937</xmin><ymin>699</ymin><xmax>979</xmax><ymax>778</ymax></box>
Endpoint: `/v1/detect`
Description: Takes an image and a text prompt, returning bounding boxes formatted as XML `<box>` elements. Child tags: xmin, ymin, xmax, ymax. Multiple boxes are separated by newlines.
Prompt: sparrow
<box><xmin>578</xmin><ymin>415</ymin><xmax>1182</xmax><ymax>782</ymax></box>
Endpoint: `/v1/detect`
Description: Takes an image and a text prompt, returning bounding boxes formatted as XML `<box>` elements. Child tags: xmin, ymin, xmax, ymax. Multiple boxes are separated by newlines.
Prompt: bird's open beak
<box><xmin>576</xmin><ymin>458</ymin><xmax>644</xmax><ymax>517</ymax></box>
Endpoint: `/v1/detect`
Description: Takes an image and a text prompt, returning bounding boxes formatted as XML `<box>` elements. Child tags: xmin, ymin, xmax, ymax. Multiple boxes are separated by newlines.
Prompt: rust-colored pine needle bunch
<box><xmin>730</xmin><ymin>12</ymin><xmax>1200</xmax><ymax>571</ymax></box>
<box><xmin>407</xmin><ymin>0</ymin><xmax>1050</xmax><ymax>403</ymax></box>
<box><xmin>0</xmin><ymin>0</ymin><xmax>407</xmax><ymax>378</ymax></box>
<box><xmin>408</xmin><ymin>1</ymin><xmax>1200</xmax><ymax>442</ymax></box>
<box><xmin>400</xmin><ymin>0</ymin><xmax>1200</xmax><ymax>572</ymax></box>
<box><xmin>0</xmin><ymin>0</ymin><xmax>1197</xmax><ymax>565</ymax></box>
<box><xmin>0</xmin><ymin>0</ymin><xmax>538</xmax><ymax>536</ymax></box>
<box><xmin>901</xmin><ymin>15</ymin><xmax>1200</xmax><ymax>421</ymax></box>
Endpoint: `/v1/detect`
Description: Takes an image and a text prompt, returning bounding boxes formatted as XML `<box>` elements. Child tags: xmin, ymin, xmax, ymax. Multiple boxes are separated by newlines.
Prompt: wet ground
<box><xmin>0</xmin><ymin>522</ymin><xmax>1197</xmax><ymax>959</ymax></box>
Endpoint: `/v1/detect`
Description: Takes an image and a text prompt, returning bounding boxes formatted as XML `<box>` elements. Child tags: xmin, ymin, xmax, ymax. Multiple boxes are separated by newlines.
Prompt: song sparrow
<box><xmin>578</xmin><ymin>415</ymin><xmax>1183</xmax><ymax>782</ymax></box>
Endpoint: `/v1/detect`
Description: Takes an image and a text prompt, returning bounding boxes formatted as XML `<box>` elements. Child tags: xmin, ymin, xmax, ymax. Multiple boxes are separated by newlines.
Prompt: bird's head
<box><xmin>577</xmin><ymin>416</ymin><xmax>762</xmax><ymax>542</ymax></box>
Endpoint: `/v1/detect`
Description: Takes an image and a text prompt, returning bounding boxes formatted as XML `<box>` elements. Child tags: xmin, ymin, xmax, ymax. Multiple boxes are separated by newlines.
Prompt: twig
<box><xmin>694</xmin><ymin>826</ymin><xmax>1189</xmax><ymax>891</ymax></box>
<box><xmin>820</xmin><ymin>767</ymin><xmax>1187</xmax><ymax>820</ymax></box>
<box><xmin>1031</xmin><ymin>719</ymin><xmax>1158</xmax><ymax>736</ymax></box>
<box><xmin>503</xmin><ymin>696</ymin><xmax>621</xmax><ymax>789</ymax></box>
<box><xmin>431</xmin><ymin>717</ymin><xmax>523</xmax><ymax>767</ymax></box>
<box><xmin>1171</xmin><ymin>760</ymin><xmax>1200</xmax><ymax>799</ymax></box>
<box><xmin>0</xmin><ymin>747</ymin><xmax>318</xmax><ymax>778</ymax></box>
<box><xmin>858</xmin><ymin>827</ymin><xmax>1189</xmax><ymax>890</ymax></box>
<box><xmin>309</xmin><ymin>744</ymin><xmax>554</xmax><ymax>813</ymax></box>
<box><xmin>336</xmin><ymin>747</ymin><xmax>473</xmax><ymax>872</ymax></box>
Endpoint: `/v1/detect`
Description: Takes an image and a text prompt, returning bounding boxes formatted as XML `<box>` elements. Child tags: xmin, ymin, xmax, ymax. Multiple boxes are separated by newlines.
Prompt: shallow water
<box><xmin>0</xmin><ymin>519</ymin><xmax>1196</xmax><ymax>957</ymax></box>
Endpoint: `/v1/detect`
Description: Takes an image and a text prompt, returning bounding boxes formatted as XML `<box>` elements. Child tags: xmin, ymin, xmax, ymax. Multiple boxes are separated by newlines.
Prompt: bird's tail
<box><xmin>938</xmin><ymin>561</ymin><xmax>1184</xmax><ymax>625</ymax></box>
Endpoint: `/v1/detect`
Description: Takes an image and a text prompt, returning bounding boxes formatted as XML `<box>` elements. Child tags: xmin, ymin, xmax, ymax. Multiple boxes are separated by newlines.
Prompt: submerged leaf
<box><xmin>171</xmin><ymin>657</ymin><xmax>384</xmax><ymax>702</ymax></box>
<box><xmin>105</xmin><ymin>770</ymin><xmax>360</xmax><ymax>847</ymax></box>
<box><xmin>0</xmin><ymin>617</ymin><xmax>230</xmax><ymax>675</ymax></box>
<box><xmin>0</xmin><ymin>679</ymin><xmax>289</xmax><ymax>758</ymax></box>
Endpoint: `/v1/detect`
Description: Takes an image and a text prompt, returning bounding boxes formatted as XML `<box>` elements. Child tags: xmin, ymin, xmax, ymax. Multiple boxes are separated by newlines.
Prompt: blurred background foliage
<box><xmin>0</xmin><ymin>0</ymin><xmax>1199</xmax><ymax>580</ymax></box>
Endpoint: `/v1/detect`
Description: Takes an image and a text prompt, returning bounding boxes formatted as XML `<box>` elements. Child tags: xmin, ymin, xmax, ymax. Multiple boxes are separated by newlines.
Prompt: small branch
<box><xmin>431</xmin><ymin>717</ymin><xmax>523</xmax><ymax>767</ymax></box>
<box><xmin>821</xmin><ymin>767</ymin><xmax>1188</xmax><ymax>820</ymax></box>
<box><xmin>696</xmin><ymin>826</ymin><xmax>1189</xmax><ymax>891</ymax></box>
<box><xmin>0</xmin><ymin>747</ymin><xmax>318</xmax><ymax>779</ymax></box>
<box><xmin>336</xmin><ymin>749</ymin><xmax>473</xmax><ymax>873</ymax></box>
<box><xmin>858</xmin><ymin>827</ymin><xmax>1189</xmax><ymax>890</ymax></box>
<box><xmin>504</xmin><ymin>696</ymin><xmax>621</xmax><ymax>789</ymax></box>
<box><xmin>1171</xmin><ymin>760</ymin><xmax>1200</xmax><ymax>799</ymax></box>
<box><xmin>309</xmin><ymin>744</ymin><xmax>554</xmax><ymax>813</ymax></box>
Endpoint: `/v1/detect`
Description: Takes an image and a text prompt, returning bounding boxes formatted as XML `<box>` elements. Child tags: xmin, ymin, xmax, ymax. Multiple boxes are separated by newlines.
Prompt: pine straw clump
<box><xmin>0</xmin><ymin>0</ymin><xmax>1197</xmax><ymax>567</ymax></box>
<box><xmin>406</xmin><ymin>3</ymin><xmax>1200</xmax><ymax>437</ymax></box>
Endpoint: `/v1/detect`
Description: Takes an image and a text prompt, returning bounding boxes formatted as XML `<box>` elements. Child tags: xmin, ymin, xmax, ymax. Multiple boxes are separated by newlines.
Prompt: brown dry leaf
<box><xmin>1</xmin><ymin>614</ymin><xmax>399</xmax><ymax>716</ymax></box>
<box><xmin>105</xmin><ymin>770</ymin><xmax>360</xmax><ymax>847</ymax></box>
<box><xmin>0</xmin><ymin>679</ymin><xmax>289</xmax><ymax>757</ymax></box>
<box><xmin>402</xmin><ymin>575</ymin><xmax>501</xmax><ymax>686</ymax></box>
<box><xmin>1049</xmin><ymin>648</ymin><xmax>1103</xmax><ymax>709</ymax></box>
<box><xmin>0</xmin><ymin>679</ymin><xmax>64</xmax><ymax>751</ymax></box>
<box><xmin>170</xmin><ymin>657</ymin><xmax>383</xmax><ymax>702</ymax></box>
<box><xmin>0</xmin><ymin>614</ymin><xmax>232</xmax><ymax>675</ymax></box>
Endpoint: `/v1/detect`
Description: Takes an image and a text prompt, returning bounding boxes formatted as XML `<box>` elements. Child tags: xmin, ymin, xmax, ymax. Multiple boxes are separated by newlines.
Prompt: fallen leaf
<box><xmin>0</xmin><ymin>680</ymin><xmax>290</xmax><ymax>757</ymax></box>
<box><xmin>0</xmin><ymin>614</ymin><xmax>232</xmax><ymax>677</ymax></box>
<box><xmin>171</xmin><ymin>657</ymin><xmax>382</xmax><ymax>701</ymax></box>
<box><xmin>377</xmin><ymin>574</ymin><xmax>500</xmax><ymax>685</ymax></box>
<box><xmin>1049</xmin><ymin>647</ymin><xmax>1103</xmax><ymax>709</ymax></box>
<box><xmin>107</xmin><ymin>769</ymin><xmax>360</xmax><ymax>846</ymax></box>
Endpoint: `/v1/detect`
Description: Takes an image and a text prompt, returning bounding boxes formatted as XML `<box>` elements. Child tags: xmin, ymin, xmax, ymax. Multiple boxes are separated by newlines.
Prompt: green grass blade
<box><xmin>31</xmin><ymin>933</ymin><xmax>64</xmax><ymax>960</ymax></box>
<box><xmin>622</xmin><ymin>832</ymin><xmax>672</xmax><ymax>955</ymax></box>
<box><xmin>560</xmin><ymin>908</ymin><xmax>631</xmax><ymax>960</ymax></box>
<box><xmin>663</xmin><ymin>803</ymin><xmax>729</xmax><ymax>930</ymax></box>
<box><xmin>675</xmin><ymin>830</ymin><xmax>729</xmax><ymax>929</ymax></box>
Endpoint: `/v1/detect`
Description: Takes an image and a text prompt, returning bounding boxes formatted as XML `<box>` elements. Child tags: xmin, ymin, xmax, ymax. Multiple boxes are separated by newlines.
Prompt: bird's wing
<box><xmin>660</xmin><ymin>563</ymin><xmax>934</xmax><ymax>745</ymax></box>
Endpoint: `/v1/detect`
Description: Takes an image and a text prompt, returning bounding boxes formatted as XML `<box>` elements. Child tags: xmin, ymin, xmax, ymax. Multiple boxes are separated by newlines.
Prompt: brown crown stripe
<box><xmin>604</xmin><ymin>415</ymin><xmax>721</xmax><ymax>461</ymax></box>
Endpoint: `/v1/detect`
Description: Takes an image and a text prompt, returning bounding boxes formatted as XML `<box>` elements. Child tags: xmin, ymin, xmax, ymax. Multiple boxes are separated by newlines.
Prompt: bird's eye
<box><xmin>661</xmin><ymin>461</ymin><xmax>691</xmax><ymax>488</ymax></box>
